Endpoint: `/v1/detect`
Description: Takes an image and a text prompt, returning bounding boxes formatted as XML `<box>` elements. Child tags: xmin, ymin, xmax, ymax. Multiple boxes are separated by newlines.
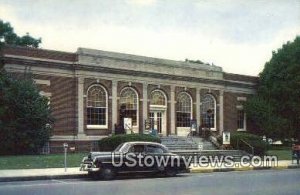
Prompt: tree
<box><xmin>0</xmin><ymin>70</ymin><xmax>53</xmax><ymax>154</ymax></box>
<box><xmin>245</xmin><ymin>36</ymin><xmax>300</xmax><ymax>141</ymax></box>
<box><xmin>0</xmin><ymin>20</ymin><xmax>50</xmax><ymax>154</ymax></box>
<box><xmin>0</xmin><ymin>20</ymin><xmax>41</xmax><ymax>48</ymax></box>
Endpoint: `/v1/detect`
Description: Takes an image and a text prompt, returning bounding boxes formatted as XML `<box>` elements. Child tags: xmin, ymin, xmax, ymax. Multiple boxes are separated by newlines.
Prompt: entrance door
<box><xmin>149</xmin><ymin>111</ymin><xmax>165</xmax><ymax>135</ymax></box>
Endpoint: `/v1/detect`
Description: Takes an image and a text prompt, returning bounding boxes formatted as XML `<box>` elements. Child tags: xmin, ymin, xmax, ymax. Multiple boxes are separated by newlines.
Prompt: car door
<box><xmin>145</xmin><ymin>144</ymin><xmax>167</xmax><ymax>171</ymax></box>
<box><xmin>124</xmin><ymin>144</ymin><xmax>146</xmax><ymax>172</ymax></box>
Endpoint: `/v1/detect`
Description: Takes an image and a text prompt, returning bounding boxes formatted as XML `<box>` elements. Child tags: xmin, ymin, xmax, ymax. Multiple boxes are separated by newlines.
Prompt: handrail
<box><xmin>239</xmin><ymin>139</ymin><xmax>254</xmax><ymax>155</ymax></box>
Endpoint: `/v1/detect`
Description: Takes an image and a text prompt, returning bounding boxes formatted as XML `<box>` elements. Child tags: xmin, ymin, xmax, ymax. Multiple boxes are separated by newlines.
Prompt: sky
<box><xmin>0</xmin><ymin>0</ymin><xmax>299</xmax><ymax>76</ymax></box>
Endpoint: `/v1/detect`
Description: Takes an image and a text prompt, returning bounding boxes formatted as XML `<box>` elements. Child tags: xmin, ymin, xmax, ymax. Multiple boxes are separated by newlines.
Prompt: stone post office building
<box><xmin>1</xmin><ymin>46</ymin><xmax>258</xmax><ymax>150</ymax></box>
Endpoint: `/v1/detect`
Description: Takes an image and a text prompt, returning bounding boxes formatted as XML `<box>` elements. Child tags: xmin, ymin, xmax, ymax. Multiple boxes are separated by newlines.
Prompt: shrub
<box><xmin>231</xmin><ymin>132</ymin><xmax>268</xmax><ymax>156</ymax></box>
<box><xmin>98</xmin><ymin>134</ymin><xmax>161</xmax><ymax>151</ymax></box>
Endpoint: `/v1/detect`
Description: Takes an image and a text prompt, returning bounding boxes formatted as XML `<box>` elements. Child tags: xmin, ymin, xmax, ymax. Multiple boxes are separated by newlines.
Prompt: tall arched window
<box><xmin>176</xmin><ymin>92</ymin><xmax>192</xmax><ymax>127</ymax></box>
<box><xmin>150</xmin><ymin>90</ymin><xmax>166</xmax><ymax>106</ymax></box>
<box><xmin>120</xmin><ymin>87</ymin><xmax>138</xmax><ymax>126</ymax></box>
<box><xmin>86</xmin><ymin>84</ymin><xmax>108</xmax><ymax>128</ymax></box>
<box><xmin>201</xmin><ymin>94</ymin><xmax>216</xmax><ymax>129</ymax></box>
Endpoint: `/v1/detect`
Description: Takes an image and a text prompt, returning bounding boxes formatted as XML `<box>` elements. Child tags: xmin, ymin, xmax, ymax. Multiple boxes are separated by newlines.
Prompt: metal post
<box><xmin>63</xmin><ymin>143</ymin><xmax>68</xmax><ymax>172</ymax></box>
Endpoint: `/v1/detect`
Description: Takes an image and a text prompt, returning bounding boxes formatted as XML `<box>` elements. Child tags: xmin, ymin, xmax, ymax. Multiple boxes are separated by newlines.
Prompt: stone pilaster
<box><xmin>196</xmin><ymin>88</ymin><xmax>201</xmax><ymax>129</ymax></box>
<box><xmin>77</xmin><ymin>77</ymin><xmax>85</xmax><ymax>136</ymax></box>
<box><xmin>142</xmin><ymin>82</ymin><xmax>148</xmax><ymax>133</ymax></box>
<box><xmin>112</xmin><ymin>80</ymin><xmax>118</xmax><ymax>134</ymax></box>
<box><xmin>219</xmin><ymin>90</ymin><xmax>224</xmax><ymax>135</ymax></box>
<box><xmin>170</xmin><ymin>85</ymin><xmax>176</xmax><ymax>135</ymax></box>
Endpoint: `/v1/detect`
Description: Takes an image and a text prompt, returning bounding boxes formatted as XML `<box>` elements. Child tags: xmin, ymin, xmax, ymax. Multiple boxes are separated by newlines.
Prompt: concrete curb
<box><xmin>0</xmin><ymin>174</ymin><xmax>88</xmax><ymax>182</ymax></box>
<box><xmin>190</xmin><ymin>164</ymin><xmax>300</xmax><ymax>174</ymax></box>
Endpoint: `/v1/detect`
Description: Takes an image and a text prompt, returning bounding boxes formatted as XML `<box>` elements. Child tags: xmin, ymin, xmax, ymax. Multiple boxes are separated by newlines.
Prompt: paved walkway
<box><xmin>0</xmin><ymin>168</ymin><xmax>86</xmax><ymax>182</ymax></box>
<box><xmin>190</xmin><ymin>160</ymin><xmax>300</xmax><ymax>173</ymax></box>
<box><xmin>0</xmin><ymin>160</ymin><xmax>299</xmax><ymax>182</ymax></box>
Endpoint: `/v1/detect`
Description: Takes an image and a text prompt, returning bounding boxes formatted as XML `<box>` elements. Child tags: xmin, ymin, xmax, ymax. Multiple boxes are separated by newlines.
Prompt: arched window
<box><xmin>150</xmin><ymin>90</ymin><xmax>166</xmax><ymax>106</ymax></box>
<box><xmin>176</xmin><ymin>92</ymin><xmax>192</xmax><ymax>127</ymax></box>
<box><xmin>87</xmin><ymin>85</ymin><xmax>108</xmax><ymax>127</ymax></box>
<box><xmin>120</xmin><ymin>87</ymin><xmax>138</xmax><ymax>126</ymax></box>
<box><xmin>201</xmin><ymin>94</ymin><xmax>216</xmax><ymax>129</ymax></box>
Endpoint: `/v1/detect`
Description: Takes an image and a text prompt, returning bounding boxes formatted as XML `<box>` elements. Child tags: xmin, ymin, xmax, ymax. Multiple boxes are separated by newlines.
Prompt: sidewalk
<box><xmin>0</xmin><ymin>167</ymin><xmax>87</xmax><ymax>182</ymax></box>
<box><xmin>0</xmin><ymin>161</ymin><xmax>299</xmax><ymax>182</ymax></box>
<box><xmin>190</xmin><ymin>160</ymin><xmax>300</xmax><ymax>173</ymax></box>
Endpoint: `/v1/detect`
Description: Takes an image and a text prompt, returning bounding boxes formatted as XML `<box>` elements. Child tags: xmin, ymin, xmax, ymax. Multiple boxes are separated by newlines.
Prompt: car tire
<box><xmin>101</xmin><ymin>167</ymin><xmax>116</xmax><ymax>180</ymax></box>
<box><xmin>165</xmin><ymin>167</ymin><xmax>178</xmax><ymax>177</ymax></box>
<box><xmin>89</xmin><ymin>171</ymin><xmax>101</xmax><ymax>180</ymax></box>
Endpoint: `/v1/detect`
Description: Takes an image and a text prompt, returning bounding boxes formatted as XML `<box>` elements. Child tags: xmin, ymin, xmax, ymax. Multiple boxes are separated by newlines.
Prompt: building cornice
<box><xmin>77</xmin><ymin>47</ymin><xmax>223</xmax><ymax>72</ymax></box>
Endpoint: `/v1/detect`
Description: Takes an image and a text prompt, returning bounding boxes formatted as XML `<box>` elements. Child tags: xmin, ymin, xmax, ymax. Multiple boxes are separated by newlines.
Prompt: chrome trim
<box><xmin>80</xmin><ymin>163</ymin><xmax>100</xmax><ymax>172</ymax></box>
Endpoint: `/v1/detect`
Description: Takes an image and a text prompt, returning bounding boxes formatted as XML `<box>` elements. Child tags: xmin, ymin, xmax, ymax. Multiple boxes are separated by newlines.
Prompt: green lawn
<box><xmin>0</xmin><ymin>153</ymin><xmax>88</xmax><ymax>170</ymax></box>
<box><xmin>266</xmin><ymin>149</ymin><xmax>292</xmax><ymax>160</ymax></box>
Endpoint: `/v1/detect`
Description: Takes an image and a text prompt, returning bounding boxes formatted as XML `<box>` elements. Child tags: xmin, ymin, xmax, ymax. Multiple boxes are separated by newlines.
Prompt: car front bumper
<box><xmin>80</xmin><ymin>162</ymin><xmax>100</xmax><ymax>172</ymax></box>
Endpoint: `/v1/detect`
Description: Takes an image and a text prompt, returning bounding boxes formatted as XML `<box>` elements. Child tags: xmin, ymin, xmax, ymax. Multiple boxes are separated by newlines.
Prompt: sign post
<box><xmin>63</xmin><ymin>143</ymin><xmax>68</xmax><ymax>172</ymax></box>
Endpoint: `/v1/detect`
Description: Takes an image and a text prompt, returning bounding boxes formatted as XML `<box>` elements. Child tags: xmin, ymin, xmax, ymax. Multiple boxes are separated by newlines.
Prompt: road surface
<box><xmin>0</xmin><ymin>169</ymin><xmax>299</xmax><ymax>195</ymax></box>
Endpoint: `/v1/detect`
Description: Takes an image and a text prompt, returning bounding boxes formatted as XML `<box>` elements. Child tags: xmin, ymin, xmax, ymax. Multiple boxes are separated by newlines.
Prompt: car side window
<box><xmin>146</xmin><ymin>145</ymin><xmax>165</xmax><ymax>154</ymax></box>
<box><xmin>129</xmin><ymin>145</ymin><xmax>145</xmax><ymax>153</ymax></box>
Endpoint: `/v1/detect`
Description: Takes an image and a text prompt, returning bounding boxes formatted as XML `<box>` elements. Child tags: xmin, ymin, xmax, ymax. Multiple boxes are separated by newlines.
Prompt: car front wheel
<box><xmin>101</xmin><ymin>167</ymin><xmax>116</xmax><ymax>180</ymax></box>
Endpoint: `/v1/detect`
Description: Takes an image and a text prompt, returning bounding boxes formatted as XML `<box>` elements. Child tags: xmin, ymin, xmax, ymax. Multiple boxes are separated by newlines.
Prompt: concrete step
<box><xmin>161</xmin><ymin>136</ymin><xmax>218</xmax><ymax>151</ymax></box>
<box><xmin>171</xmin><ymin>150</ymin><xmax>250</xmax><ymax>163</ymax></box>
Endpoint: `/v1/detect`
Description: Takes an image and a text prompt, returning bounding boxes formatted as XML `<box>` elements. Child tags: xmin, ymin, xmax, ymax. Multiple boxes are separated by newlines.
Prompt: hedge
<box><xmin>231</xmin><ymin>132</ymin><xmax>268</xmax><ymax>156</ymax></box>
<box><xmin>98</xmin><ymin>134</ymin><xmax>161</xmax><ymax>151</ymax></box>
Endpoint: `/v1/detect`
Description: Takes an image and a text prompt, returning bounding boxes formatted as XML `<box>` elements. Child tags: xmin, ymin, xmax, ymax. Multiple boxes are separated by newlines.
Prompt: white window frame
<box><xmin>86</xmin><ymin>84</ymin><xmax>108</xmax><ymax>129</ymax></box>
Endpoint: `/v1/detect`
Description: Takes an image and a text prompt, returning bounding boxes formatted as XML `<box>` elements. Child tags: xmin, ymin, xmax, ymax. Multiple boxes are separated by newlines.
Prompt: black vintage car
<box><xmin>80</xmin><ymin>141</ymin><xmax>189</xmax><ymax>180</ymax></box>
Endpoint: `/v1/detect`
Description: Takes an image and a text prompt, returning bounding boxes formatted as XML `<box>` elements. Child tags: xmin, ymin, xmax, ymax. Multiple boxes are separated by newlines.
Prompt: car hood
<box><xmin>89</xmin><ymin>151</ymin><xmax>112</xmax><ymax>159</ymax></box>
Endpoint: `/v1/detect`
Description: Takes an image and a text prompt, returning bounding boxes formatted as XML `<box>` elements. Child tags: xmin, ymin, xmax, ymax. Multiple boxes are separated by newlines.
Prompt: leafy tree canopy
<box><xmin>0</xmin><ymin>20</ymin><xmax>50</xmax><ymax>154</ymax></box>
<box><xmin>0</xmin><ymin>70</ymin><xmax>53</xmax><ymax>154</ymax></box>
<box><xmin>0</xmin><ymin>20</ymin><xmax>41</xmax><ymax>48</ymax></box>
<box><xmin>245</xmin><ymin>36</ymin><xmax>300</xmax><ymax>141</ymax></box>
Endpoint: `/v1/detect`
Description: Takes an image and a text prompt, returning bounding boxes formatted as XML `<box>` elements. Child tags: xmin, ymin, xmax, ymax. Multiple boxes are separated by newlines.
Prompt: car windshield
<box><xmin>113</xmin><ymin>143</ymin><xmax>131</xmax><ymax>153</ymax></box>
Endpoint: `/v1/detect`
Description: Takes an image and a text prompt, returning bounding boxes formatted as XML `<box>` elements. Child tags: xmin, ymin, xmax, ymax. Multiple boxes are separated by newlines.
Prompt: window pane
<box><xmin>176</xmin><ymin>93</ymin><xmax>191</xmax><ymax>127</ymax></box>
<box><xmin>150</xmin><ymin>91</ymin><xmax>166</xmax><ymax>105</ymax></box>
<box><xmin>124</xmin><ymin>109</ymin><xmax>137</xmax><ymax>126</ymax></box>
<box><xmin>87</xmin><ymin>86</ymin><xmax>106</xmax><ymax>107</ymax></box>
<box><xmin>176</xmin><ymin>112</ymin><xmax>191</xmax><ymax>127</ymax></box>
<box><xmin>87</xmin><ymin>85</ymin><xmax>107</xmax><ymax>126</ymax></box>
<box><xmin>87</xmin><ymin>107</ymin><xmax>106</xmax><ymax>125</ymax></box>
<box><xmin>120</xmin><ymin>88</ymin><xmax>138</xmax><ymax>126</ymax></box>
<box><xmin>201</xmin><ymin>94</ymin><xmax>215</xmax><ymax>128</ymax></box>
<box><xmin>237</xmin><ymin>110</ymin><xmax>244</xmax><ymax>129</ymax></box>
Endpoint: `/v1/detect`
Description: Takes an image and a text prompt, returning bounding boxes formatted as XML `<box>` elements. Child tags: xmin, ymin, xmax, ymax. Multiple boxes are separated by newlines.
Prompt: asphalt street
<box><xmin>0</xmin><ymin>169</ymin><xmax>299</xmax><ymax>195</ymax></box>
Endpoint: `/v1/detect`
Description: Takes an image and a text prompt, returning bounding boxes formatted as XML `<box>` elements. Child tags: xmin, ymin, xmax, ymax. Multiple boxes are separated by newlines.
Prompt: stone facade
<box><xmin>0</xmin><ymin>45</ymin><xmax>258</xmax><ymax>151</ymax></box>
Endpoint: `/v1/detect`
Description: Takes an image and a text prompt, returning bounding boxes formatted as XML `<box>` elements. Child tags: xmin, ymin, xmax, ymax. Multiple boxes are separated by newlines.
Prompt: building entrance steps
<box><xmin>161</xmin><ymin>136</ymin><xmax>250</xmax><ymax>162</ymax></box>
<box><xmin>161</xmin><ymin>136</ymin><xmax>218</xmax><ymax>151</ymax></box>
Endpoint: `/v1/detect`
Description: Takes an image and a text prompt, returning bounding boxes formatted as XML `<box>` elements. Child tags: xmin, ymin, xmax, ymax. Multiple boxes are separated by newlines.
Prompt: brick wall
<box><xmin>49</xmin><ymin>76</ymin><xmax>77</xmax><ymax>135</ymax></box>
<box><xmin>223</xmin><ymin>92</ymin><xmax>257</xmax><ymax>132</ymax></box>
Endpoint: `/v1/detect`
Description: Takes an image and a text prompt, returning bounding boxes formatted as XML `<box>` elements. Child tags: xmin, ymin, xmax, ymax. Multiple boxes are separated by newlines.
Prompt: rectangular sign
<box><xmin>190</xmin><ymin>119</ymin><xmax>197</xmax><ymax>132</ymax></box>
<box><xmin>223</xmin><ymin>132</ymin><xmax>230</xmax><ymax>145</ymax></box>
<box><xmin>124</xmin><ymin>118</ymin><xmax>132</xmax><ymax>134</ymax></box>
